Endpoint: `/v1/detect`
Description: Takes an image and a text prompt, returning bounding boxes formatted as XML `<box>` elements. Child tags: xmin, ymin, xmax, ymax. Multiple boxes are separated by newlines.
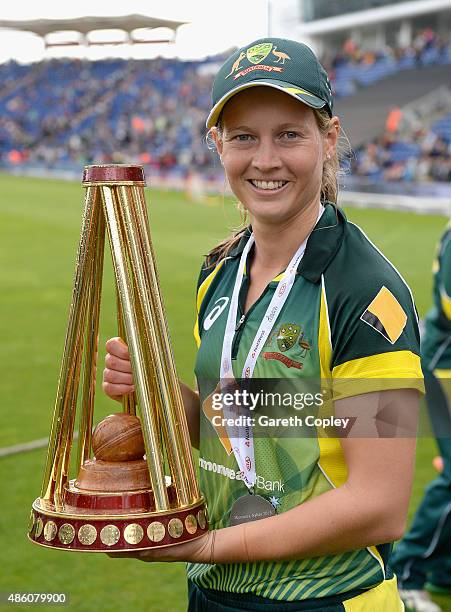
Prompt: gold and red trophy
<box><xmin>29</xmin><ymin>165</ymin><xmax>207</xmax><ymax>552</ymax></box>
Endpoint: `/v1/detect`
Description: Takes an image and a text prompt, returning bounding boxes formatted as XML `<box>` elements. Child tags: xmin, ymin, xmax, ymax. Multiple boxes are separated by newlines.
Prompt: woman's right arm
<box><xmin>102</xmin><ymin>337</ymin><xmax>200</xmax><ymax>449</ymax></box>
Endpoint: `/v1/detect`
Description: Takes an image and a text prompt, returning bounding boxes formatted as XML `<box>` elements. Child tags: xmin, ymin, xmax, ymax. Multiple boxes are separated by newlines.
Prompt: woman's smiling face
<box><xmin>214</xmin><ymin>86</ymin><xmax>333</xmax><ymax>225</ymax></box>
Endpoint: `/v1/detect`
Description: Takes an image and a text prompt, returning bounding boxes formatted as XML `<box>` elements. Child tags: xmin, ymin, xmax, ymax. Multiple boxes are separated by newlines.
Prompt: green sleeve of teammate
<box><xmin>439</xmin><ymin>233</ymin><xmax>451</xmax><ymax>320</ymax></box>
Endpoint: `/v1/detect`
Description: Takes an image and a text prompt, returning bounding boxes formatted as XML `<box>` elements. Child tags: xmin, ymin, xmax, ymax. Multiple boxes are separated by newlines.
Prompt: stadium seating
<box><xmin>432</xmin><ymin>113</ymin><xmax>451</xmax><ymax>139</ymax></box>
<box><xmin>0</xmin><ymin>31</ymin><xmax>450</xmax><ymax>184</ymax></box>
<box><xmin>352</xmin><ymin>112</ymin><xmax>451</xmax><ymax>183</ymax></box>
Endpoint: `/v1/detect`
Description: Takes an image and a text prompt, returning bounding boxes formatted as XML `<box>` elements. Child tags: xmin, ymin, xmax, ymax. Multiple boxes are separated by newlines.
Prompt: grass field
<box><xmin>0</xmin><ymin>173</ymin><xmax>449</xmax><ymax>611</ymax></box>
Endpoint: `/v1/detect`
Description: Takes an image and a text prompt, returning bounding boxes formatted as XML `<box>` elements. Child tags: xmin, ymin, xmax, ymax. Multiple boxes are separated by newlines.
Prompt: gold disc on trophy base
<box><xmin>168</xmin><ymin>518</ymin><xmax>183</xmax><ymax>539</ymax></box>
<box><xmin>35</xmin><ymin>517</ymin><xmax>44</xmax><ymax>539</ymax></box>
<box><xmin>147</xmin><ymin>521</ymin><xmax>165</xmax><ymax>543</ymax></box>
<box><xmin>124</xmin><ymin>523</ymin><xmax>144</xmax><ymax>545</ymax></box>
<box><xmin>44</xmin><ymin>521</ymin><xmax>57</xmax><ymax>542</ymax></box>
<box><xmin>58</xmin><ymin>523</ymin><xmax>75</xmax><ymax>545</ymax></box>
<box><xmin>78</xmin><ymin>524</ymin><xmax>97</xmax><ymax>546</ymax></box>
<box><xmin>100</xmin><ymin>525</ymin><xmax>120</xmax><ymax>547</ymax></box>
<box><xmin>28</xmin><ymin>511</ymin><xmax>35</xmax><ymax>535</ymax></box>
<box><xmin>185</xmin><ymin>514</ymin><xmax>198</xmax><ymax>535</ymax></box>
<box><xmin>197</xmin><ymin>509</ymin><xmax>206</xmax><ymax>530</ymax></box>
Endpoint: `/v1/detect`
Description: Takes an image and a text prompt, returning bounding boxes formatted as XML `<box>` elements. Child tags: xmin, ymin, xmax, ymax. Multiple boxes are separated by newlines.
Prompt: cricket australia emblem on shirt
<box><xmin>277</xmin><ymin>324</ymin><xmax>300</xmax><ymax>351</ymax></box>
<box><xmin>263</xmin><ymin>323</ymin><xmax>311</xmax><ymax>370</ymax></box>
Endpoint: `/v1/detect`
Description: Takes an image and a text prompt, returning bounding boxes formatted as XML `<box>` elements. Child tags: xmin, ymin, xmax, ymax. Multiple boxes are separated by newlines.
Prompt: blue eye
<box><xmin>234</xmin><ymin>134</ymin><xmax>252</xmax><ymax>141</ymax></box>
<box><xmin>282</xmin><ymin>131</ymin><xmax>299</xmax><ymax>139</ymax></box>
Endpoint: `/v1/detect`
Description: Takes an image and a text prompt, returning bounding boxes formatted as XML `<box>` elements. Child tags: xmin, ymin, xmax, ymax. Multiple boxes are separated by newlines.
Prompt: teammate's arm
<box><xmin>102</xmin><ymin>338</ymin><xmax>200</xmax><ymax>449</ymax></box>
<box><xmin>439</xmin><ymin>235</ymin><xmax>451</xmax><ymax>320</ymax></box>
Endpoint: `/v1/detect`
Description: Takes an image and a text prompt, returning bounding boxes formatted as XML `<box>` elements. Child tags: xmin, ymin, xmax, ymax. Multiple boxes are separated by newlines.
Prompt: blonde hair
<box><xmin>205</xmin><ymin>107</ymin><xmax>346</xmax><ymax>267</ymax></box>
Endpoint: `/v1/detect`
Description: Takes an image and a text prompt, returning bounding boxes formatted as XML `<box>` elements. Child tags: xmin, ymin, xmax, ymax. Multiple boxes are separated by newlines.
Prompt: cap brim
<box><xmin>206</xmin><ymin>80</ymin><xmax>329</xmax><ymax>128</ymax></box>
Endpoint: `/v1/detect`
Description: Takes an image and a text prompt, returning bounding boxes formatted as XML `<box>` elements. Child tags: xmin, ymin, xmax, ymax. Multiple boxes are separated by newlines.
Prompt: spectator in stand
<box><xmin>386</xmin><ymin>107</ymin><xmax>403</xmax><ymax>134</ymax></box>
<box><xmin>352</xmin><ymin>127</ymin><xmax>451</xmax><ymax>184</ymax></box>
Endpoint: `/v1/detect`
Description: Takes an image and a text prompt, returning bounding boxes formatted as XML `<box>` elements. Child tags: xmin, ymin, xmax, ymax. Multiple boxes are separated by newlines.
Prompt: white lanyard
<box><xmin>219</xmin><ymin>206</ymin><xmax>324</xmax><ymax>490</ymax></box>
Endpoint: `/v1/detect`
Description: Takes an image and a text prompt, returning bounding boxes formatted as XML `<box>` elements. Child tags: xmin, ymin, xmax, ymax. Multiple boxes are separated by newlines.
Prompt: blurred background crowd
<box><xmin>1</xmin><ymin>28</ymin><xmax>451</xmax><ymax>187</ymax></box>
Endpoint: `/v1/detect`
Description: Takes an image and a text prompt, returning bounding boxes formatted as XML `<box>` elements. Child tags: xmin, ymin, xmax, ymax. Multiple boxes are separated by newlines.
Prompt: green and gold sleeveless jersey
<box><xmin>187</xmin><ymin>204</ymin><xmax>424</xmax><ymax>601</ymax></box>
<box><xmin>422</xmin><ymin>220</ymin><xmax>451</xmax><ymax>371</ymax></box>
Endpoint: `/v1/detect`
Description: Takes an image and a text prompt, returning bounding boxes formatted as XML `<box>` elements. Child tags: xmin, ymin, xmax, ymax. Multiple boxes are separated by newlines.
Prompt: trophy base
<box><xmin>29</xmin><ymin>497</ymin><xmax>208</xmax><ymax>552</ymax></box>
<box><xmin>75</xmin><ymin>458</ymin><xmax>152</xmax><ymax>493</ymax></box>
<box><xmin>64</xmin><ymin>477</ymin><xmax>178</xmax><ymax>513</ymax></box>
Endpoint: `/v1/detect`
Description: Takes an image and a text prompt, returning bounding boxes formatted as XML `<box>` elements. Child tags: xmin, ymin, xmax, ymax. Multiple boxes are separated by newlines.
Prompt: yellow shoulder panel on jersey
<box><xmin>193</xmin><ymin>259</ymin><xmax>226</xmax><ymax>348</ymax></box>
<box><xmin>440</xmin><ymin>287</ymin><xmax>451</xmax><ymax>320</ymax></box>
<box><xmin>434</xmin><ymin>368</ymin><xmax>451</xmax><ymax>379</ymax></box>
<box><xmin>332</xmin><ymin>351</ymin><xmax>424</xmax><ymax>399</ymax></box>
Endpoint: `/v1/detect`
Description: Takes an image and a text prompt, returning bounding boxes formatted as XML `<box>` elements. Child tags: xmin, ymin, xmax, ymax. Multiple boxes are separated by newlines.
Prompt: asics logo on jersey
<box><xmin>204</xmin><ymin>297</ymin><xmax>229</xmax><ymax>331</ymax></box>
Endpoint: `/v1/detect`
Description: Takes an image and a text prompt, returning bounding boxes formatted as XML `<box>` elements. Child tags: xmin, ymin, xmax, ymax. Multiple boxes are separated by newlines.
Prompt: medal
<box><xmin>230</xmin><ymin>493</ymin><xmax>275</xmax><ymax>526</ymax></box>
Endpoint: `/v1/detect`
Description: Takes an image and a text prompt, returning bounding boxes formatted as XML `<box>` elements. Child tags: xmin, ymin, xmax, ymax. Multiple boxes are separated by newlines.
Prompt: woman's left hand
<box><xmin>107</xmin><ymin>531</ymin><xmax>214</xmax><ymax>563</ymax></box>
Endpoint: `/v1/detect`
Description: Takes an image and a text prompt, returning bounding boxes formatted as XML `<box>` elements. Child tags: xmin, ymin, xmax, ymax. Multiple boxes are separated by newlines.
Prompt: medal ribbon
<box><xmin>220</xmin><ymin>206</ymin><xmax>324</xmax><ymax>490</ymax></box>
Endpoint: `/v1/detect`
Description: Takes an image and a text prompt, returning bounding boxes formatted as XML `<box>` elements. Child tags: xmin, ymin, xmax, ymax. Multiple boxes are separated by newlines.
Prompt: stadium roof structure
<box><xmin>0</xmin><ymin>14</ymin><xmax>187</xmax><ymax>47</ymax></box>
<box><xmin>298</xmin><ymin>0</ymin><xmax>451</xmax><ymax>36</ymax></box>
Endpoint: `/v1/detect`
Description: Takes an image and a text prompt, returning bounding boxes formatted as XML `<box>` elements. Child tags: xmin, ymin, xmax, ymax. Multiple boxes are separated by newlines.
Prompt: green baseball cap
<box><xmin>206</xmin><ymin>37</ymin><xmax>333</xmax><ymax>128</ymax></box>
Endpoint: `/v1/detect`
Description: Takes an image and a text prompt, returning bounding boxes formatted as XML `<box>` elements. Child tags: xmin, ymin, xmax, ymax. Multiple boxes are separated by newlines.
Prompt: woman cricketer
<box><xmin>103</xmin><ymin>38</ymin><xmax>424</xmax><ymax>611</ymax></box>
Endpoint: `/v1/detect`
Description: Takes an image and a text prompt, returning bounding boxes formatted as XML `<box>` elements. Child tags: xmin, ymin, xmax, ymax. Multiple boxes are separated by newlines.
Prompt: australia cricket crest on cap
<box><xmin>226</xmin><ymin>42</ymin><xmax>290</xmax><ymax>80</ymax></box>
<box><xmin>246</xmin><ymin>42</ymin><xmax>273</xmax><ymax>64</ymax></box>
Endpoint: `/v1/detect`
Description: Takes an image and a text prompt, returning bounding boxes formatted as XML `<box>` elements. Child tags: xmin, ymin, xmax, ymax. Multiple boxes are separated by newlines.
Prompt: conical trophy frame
<box><xmin>29</xmin><ymin>165</ymin><xmax>207</xmax><ymax>552</ymax></box>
